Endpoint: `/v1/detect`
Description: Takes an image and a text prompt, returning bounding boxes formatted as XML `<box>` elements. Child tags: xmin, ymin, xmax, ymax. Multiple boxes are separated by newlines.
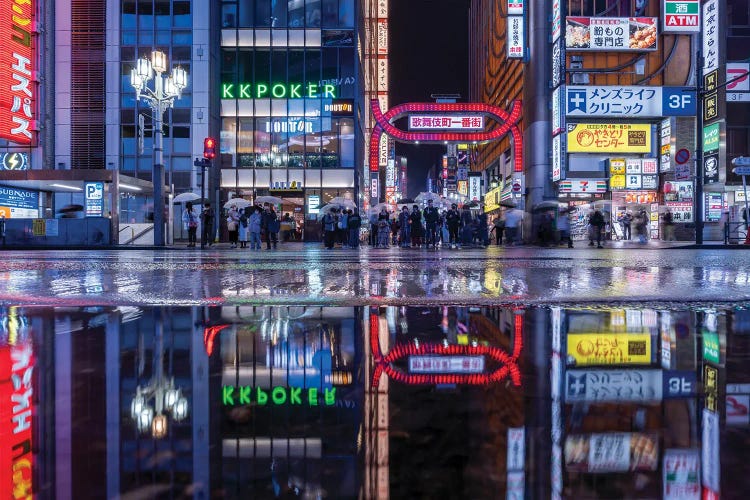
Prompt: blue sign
<box><xmin>663</xmin><ymin>370</ymin><xmax>698</xmax><ymax>398</ymax></box>
<box><xmin>565</xmin><ymin>86</ymin><xmax>697</xmax><ymax>117</ymax></box>
<box><xmin>0</xmin><ymin>186</ymin><xmax>38</xmax><ymax>210</ymax></box>
<box><xmin>85</xmin><ymin>182</ymin><xmax>104</xmax><ymax>217</ymax></box>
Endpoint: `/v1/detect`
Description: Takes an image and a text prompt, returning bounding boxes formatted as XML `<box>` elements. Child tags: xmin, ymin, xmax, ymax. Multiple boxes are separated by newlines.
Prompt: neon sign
<box><xmin>0</xmin><ymin>0</ymin><xmax>35</xmax><ymax>144</ymax></box>
<box><xmin>221</xmin><ymin>82</ymin><xmax>337</xmax><ymax>99</ymax></box>
<box><xmin>222</xmin><ymin>385</ymin><xmax>336</xmax><ymax>406</ymax></box>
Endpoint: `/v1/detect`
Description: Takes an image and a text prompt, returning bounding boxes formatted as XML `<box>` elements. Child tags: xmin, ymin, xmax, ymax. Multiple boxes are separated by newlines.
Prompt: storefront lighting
<box><xmin>119</xmin><ymin>183</ymin><xmax>142</xmax><ymax>191</ymax></box>
<box><xmin>50</xmin><ymin>183</ymin><xmax>82</xmax><ymax>191</ymax></box>
<box><xmin>151</xmin><ymin>413</ymin><xmax>168</xmax><ymax>439</ymax></box>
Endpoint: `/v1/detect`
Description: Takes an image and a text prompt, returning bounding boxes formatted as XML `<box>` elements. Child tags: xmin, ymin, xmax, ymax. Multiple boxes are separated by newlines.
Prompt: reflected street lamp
<box><xmin>130</xmin><ymin>51</ymin><xmax>188</xmax><ymax>246</ymax></box>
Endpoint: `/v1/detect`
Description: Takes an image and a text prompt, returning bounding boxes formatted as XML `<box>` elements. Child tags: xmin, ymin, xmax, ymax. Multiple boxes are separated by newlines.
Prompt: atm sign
<box><xmin>663</xmin><ymin>0</ymin><xmax>700</xmax><ymax>33</ymax></box>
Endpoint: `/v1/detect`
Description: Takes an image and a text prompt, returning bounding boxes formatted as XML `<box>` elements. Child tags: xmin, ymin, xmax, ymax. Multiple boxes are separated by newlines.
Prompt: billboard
<box><xmin>565</xmin><ymin>86</ymin><xmax>696</xmax><ymax>117</ymax></box>
<box><xmin>565</xmin><ymin>17</ymin><xmax>658</xmax><ymax>51</ymax></box>
<box><xmin>566</xmin><ymin>123</ymin><xmax>651</xmax><ymax>153</ymax></box>
<box><xmin>0</xmin><ymin>0</ymin><xmax>35</xmax><ymax>144</ymax></box>
<box><xmin>0</xmin><ymin>186</ymin><xmax>38</xmax><ymax>219</ymax></box>
<box><xmin>565</xmin><ymin>433</ymin><xmax>659</xmax><ymax>472</ymax></box>
<box><xmin>566</xmin><ymin>333</ymin><xmax>652</xmax><ymax>365</ymax></box>
<box><xmin>408</xmin><ymin>115</ymin><xmax>484</xmax><ymax>130</ymax></box>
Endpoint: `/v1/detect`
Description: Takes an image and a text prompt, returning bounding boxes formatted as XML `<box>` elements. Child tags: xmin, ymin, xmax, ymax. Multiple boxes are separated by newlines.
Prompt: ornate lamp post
<box><xmin>130</xmin><ymin>51</ymin><xmax>188</xmax><ymax>246</ymax></box>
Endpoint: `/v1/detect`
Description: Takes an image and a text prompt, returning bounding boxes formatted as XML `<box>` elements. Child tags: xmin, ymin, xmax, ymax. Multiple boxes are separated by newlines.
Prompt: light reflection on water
<box><xmin>0</xmin><ymin>304</ymin><xmax>746</xmax><ymax>499</ymax></box>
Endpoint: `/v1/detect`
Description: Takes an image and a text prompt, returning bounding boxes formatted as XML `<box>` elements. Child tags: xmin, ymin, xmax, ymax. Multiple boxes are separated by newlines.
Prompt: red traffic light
<box><xmin>203</xmin><ymin>137</ymin><xmax>216</xmax><ymax>159</ymax></box>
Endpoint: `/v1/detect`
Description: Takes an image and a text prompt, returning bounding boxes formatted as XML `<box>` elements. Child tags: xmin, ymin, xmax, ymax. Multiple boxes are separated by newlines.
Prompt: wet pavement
<box><xmin>0</xmin><ymin>246</ymin><xmax>749</xmax><ymax>307</ymax></box>
<box><xmin>1</xmin><ymin>248</ymin><xmax>749</xmax><ymax>498</ymax></box>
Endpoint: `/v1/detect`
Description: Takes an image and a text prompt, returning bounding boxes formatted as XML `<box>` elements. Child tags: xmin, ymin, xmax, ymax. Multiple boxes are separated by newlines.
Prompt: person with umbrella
<box><xmin>182</xmin><ymin>201</ymin><xmax>198</xmax><ymax>247</ymax></box>
<box><xmin>226</xmin><ymin>205</ymin><xmax>240</xmax><ymax>248</ymax></box>
<box><xmin>262</xmin><ymin>203</ymin><xmax>280</xmax><ymax>249</ymax></box>
<box><xmin>398</xmin><ymin>206</ymin><xmax>411</xmax><ymax>248</ymax></box>
<box><xmin>409</xmin><ymin>204</ymin><xmax>424</xmax><ymax>247</ymax></box>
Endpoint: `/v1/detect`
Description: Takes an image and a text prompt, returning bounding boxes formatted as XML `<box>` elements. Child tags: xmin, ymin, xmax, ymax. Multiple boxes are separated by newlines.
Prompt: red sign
<box><xmin>0</xmin><ymin>0</ymin><xmax>35</xmax><ymax>144</ymax></box>
<box><xmin>0</xmin><ymin>340</ymin><xmax>34</xmax><ymax>499</ymax></box>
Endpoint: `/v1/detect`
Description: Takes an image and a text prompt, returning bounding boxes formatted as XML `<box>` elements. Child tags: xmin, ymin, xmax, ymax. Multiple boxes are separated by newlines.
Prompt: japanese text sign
<box><xmin>566</xmin><ymin>86</ymin><xmax>696</xmax><ymax>117</ymax></box>
<box><xmin>507</xmin><ymin>16</ymin><xmax>525</xmax><ymax>58</ymax></box>
<box><xmin>567</xmin><ymin>123</ymin><xmax>651</xmax><ymax>153</ymax></box>
<box><xmin>567</xmin><ymin>333</ymin><xmax>652</xmax><ymax>365</ymax></box>
<box><xmin>408</xmin><ymin>115</ymin><xmax>484</xmax><ymax>130</ymax></box>
<box><xmin>0</xmin><ymin>0</ymin><xmax>35</xmax><ymax>144</ymax></box>
<box><xmin>566</xmin><ymin>17</ymin><xmax>658</xmax><ymax>52</ymax></box>
<box><xmin>663</xmin><ymin>0</ymin><xmax>700</xmax><ymax>33</ymax></box>
<box><xmin>702</xmin><ymin>0</ymin><xmax>719</xmax><ymax>76</ymax></box>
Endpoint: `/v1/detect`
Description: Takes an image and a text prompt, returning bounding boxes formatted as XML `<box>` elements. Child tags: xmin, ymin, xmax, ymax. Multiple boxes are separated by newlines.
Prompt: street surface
<box><xmin>1</xmin><ymin>244</ymin><xmax>749</xmax><ymax>306</ymax></box>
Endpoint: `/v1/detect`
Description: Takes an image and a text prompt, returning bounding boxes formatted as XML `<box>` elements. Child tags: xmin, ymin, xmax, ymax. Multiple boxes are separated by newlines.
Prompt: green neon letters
<box><xmin>222</xmin><ymin>83</ymin><xmax>337</xmax><ymax>99</ymax></box>
<box><xmin>222</xmin><ymin>385</ymin><xmax>336</xmax><ymax>406</ymax></box>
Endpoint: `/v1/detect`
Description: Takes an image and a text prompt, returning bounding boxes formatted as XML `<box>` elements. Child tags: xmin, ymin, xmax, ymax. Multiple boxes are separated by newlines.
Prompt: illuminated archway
<box><xmin>368</xmin><ymin>99</ymin><xmax>523</xmax><ymax>205</ymax></box>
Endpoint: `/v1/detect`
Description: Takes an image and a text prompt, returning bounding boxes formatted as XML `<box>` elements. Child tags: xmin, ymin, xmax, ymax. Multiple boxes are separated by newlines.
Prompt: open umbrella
<box><xmin>319</xmin><ymin>204</ymin><xmax>344</xmax><ymax>214</ymax></box>
<box><xmin>173</xmin><ymin>192</ymin><xmax>201</xmax><ymax>203</ymax></box>
<box><xmin>532</xmin><ymin>201</ymin><xmax>564</xmax><ymax>212</ymax></box>
<box><xmin>415</xmin><ymin>192</ymin><xmax>441</xmax><ymax>203</ymax></box>
<box><xmin>367</xmin><ymin>202</ymin><xmax>391</xmax><ymax>215</ymax></box>
<box><xmin>328</xmin><ymin>196</ymin><xmax>357</xmax><ymax>209</ymax></box>
<box><xmin>255</xmin><ymin>195</ymin><xmax>284</xmax><ymax>205</ymax></box>
<box><xmin>500</xmin><ymin>199</ymin><xmax>517</xmax><ymax>208</ymax></box>
<box><xmin>224</xmin><ymin>199</ymin><xmax>252</xmax><ymax>209</ymax></box>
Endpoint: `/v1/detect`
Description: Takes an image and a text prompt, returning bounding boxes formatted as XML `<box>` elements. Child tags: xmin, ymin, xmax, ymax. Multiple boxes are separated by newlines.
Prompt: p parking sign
<box><xmin>85</xmin><ymin>182</ymin><xmax>104</xmax><ymax>217</ymax></box>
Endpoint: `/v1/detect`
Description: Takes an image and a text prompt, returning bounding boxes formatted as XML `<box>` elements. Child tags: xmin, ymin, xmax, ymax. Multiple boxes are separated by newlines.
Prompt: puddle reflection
<box><xmin>1</xmin><ymin>304</ymin><xmax>747</xmax><ymax>498</ymax></box>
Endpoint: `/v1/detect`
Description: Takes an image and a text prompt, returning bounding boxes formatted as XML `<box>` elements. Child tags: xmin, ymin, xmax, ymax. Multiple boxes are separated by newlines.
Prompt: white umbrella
<box><xmin>319</xmin><ymin>204</ymin><xmax>344</xmax><ymax>214</ymax></box>
<box><xmin>224</xmin><ymin>199</ymin><xmax>252</xmax><ymax>209</ymax></box>
<box><xmin>173</xmin><ymin>192</ymin><xmax>201</xmax><ymax>203</ymax></box>
<box><xmin>328</xmin><ymin>196</ymin><xmax>357</xmax><ymax>209</ymax></box>
<box><xmin>415</xmin><ymin>192</ymin><xmax>441</xmax><ymax>203</ymax></box>
<box><xmin>367</xmin><ymin>202</ymin><xmax>391</xmax><ymax>215</ymax></box>
<box><xmin>255</xmin><ymin>195</ymin><xmax>284</xmax><ymax>205</ymax></box>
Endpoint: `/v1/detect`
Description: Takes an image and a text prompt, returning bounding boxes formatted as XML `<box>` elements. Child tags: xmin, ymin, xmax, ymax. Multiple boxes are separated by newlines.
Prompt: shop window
<box><xmin>305</xmin><ymin>50</ymin><xmax>321</xmax><ymax>84</ymax></box>
<box><xmin>254</xmin><ymin>49</ymin><xmax>271</xmax><ymax>84</ymax></box>
<box><xmin>271</xmin><ymin>50</ymin><xmax>288</xmax><ymax>83</ymax></box>
<box><xmin>289</xmin><ymin>50</ymin><xmax>305</xmax><ymax>81</ymax></box>
<box><xmin>306</xmin><ymin>0</ymin><xmax>321</xmax><ymax>27</ymax></box>
<box><xmin>222</xmin><ymin>3</ymin><xmax>237</xmax><ymax>28</ymax></box>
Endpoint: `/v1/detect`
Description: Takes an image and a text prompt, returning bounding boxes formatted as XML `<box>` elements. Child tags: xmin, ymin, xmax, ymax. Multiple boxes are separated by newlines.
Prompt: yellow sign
<box><xmin>484</xmin><ymin>185</ymin><xmax>503</xmax><ymax>213</ymax></box>
<box><xmin>567</xmin><ymin>333</ymin><xmax>652</xmax><ymax>365</ymax></box>
<box><xmin>609</xmin><ymin>158</ymin><xmax>626</xmax><ymax>175</ymax></box>
<box><xmin>610</xmin><ymin>175</ymin><xmax>626</xmax><ymax>189</ymax></box>
<box><xmin>567</xmin><ymin>124</ymin><xmax>652</xmax><ymax>153</ymax></box>
<box><xmin>32</xmin><ymin>219</ymin><xmax>45</xmax><ymax>236</ymax></box>
<box><xmin>457</xmin><ymin>180</ymin><xmax>468</xmax><ymax>195</ymax></box>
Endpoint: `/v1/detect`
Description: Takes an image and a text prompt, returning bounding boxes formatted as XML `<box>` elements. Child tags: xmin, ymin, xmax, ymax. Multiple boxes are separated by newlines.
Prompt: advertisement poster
<box><xmin>663</xmin><ymin>449</ymin><xmax>701</xmax><ymax>499</ymax></box>
<box><xmin>567</xmin><ymin>123</ymin><xmax>651</xmax><ymax>153</ymax></box>
<box><xmin>0</xmin><ymin>187</ymin><xmax>39</xmax><ymax>219</ymax></box>
<box><xmin>565</xmin><ymin>433</ymin><xmax>658</xmax><ymax>472</ymax></box>
<box><xmin>565</xmin><ymin>369</ymin><xmax>662</xmax><ymax>402</ymax></box>
<box><xmin>566</xmin><ymin>333</ymin><xmax>652</xmax><ymax>365</ymax></box>
<box><xmin>565</xmin><ymin>17</ymin><xmax>658</xmax><ymax>51</ymax></box>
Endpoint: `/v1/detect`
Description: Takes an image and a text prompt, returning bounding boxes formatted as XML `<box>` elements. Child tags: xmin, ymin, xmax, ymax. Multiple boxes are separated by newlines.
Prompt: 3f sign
<box><xmin>663</xmin><ymin>89</ymin><xmax>697</xmax><ymax>116</ymax></box>
<box><xmin>668</xmin><ymin>94</ymin><xmax>692</xmax><ymax>110</ymax></box>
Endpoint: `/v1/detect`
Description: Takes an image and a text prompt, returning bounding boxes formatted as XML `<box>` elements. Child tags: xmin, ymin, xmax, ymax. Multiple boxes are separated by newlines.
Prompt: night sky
<box><xmin>389</xmin><ymin>0</ymin><xmax>470</xmax><ymax>198</ymax></box>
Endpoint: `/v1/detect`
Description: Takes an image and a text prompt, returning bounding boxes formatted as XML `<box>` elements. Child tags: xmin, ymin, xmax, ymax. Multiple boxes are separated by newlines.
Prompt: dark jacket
<box><xmin>322</xmin><ymin>213</ymin><xmax>336</xmax><ymax>232</ymax></box>
<box><xmin>348</xmin><ymin>213</ymin><xmax>362</xmax><ymax>229</ymax></box>
<box><xmin>262</xmin><ymin>209</ymin><xmax>280</xmax><ymax>232</ymax></box>
<box><xmin>423</xmin><ymin>206</ymin><xmax>440</xmax><ymax>224</ymax></box>
<box><xmin>409</xmin><ymin>210</ymin><xmax>424</xmax><ymax>236</ymax></box>
<box><xmin>446</xmin><ymin>209</ymin><xmax>461</xmax><ymax>227</ymax></box>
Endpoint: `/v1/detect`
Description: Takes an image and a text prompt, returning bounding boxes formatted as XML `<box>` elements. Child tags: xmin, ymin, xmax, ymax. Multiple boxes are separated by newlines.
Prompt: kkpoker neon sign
<box><xmin>222</xmin><ymin>385</ymin><xmax>336</xmax><ymax>407</ymax></box>
<box><xmin>222</xmin><ymin>82</ymin><xmax>337</xmax><ymax>99</ymax></box>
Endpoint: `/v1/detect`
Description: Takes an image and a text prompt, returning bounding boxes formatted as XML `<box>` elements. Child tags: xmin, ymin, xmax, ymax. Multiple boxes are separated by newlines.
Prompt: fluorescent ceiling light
<box><xmin>50</xmin><ymin>183</ymin><xmax>82</xmax><ymax>191</ymax></box>
<box><xmin>119</xmin><ymin>183</ymin><xmax>142</xmax><ymax>191</ymax></box>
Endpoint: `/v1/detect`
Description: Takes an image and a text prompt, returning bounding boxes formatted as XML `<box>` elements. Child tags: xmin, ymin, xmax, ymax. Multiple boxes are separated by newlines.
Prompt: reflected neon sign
<box><xmin>222</xmin><ymin>385</ymin><xmax>336</xmax><ymax>406</ymax></box>
<box><xmin>222</xmin><ymin>82</ymin><xmax>337</xmax><ymax>99</ymax></box>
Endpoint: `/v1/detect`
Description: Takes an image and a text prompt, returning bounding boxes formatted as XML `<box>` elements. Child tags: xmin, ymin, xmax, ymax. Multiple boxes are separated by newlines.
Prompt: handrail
<box><xmin>724</xmin><ymin>221</ymin><xmax>748</xmax><ymax>244</ymax></box>
<box><xmin>121</xmin><ymin>225</ymin><xmax>153</xmax><ymax>245</ymax></box>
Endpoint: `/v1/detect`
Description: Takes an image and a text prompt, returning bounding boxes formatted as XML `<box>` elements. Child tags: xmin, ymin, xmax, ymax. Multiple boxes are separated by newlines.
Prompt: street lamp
<box><xmin>130</xmin><ymin>50</ymin><xmax>188</xmax><ymax>246</ymax></box>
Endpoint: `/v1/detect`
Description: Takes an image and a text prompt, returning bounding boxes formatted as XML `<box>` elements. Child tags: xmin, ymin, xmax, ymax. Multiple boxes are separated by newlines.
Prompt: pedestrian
<box><xmin>460</xmin><ymin>207</ymin><xmax>474</xmax><ymax>246</ymax></box>
<box><xmin>441</xmin><ymin>212</ymin><xmax>450</xmax><ymax>247</ymax></box>
<box><xmin>249</xmin><ymin>206</ymin><xmax>262</xmax><ymax>250</ymax></box>
<box><xmin>504</xmin><ymin>207</ymin><xmax>523</xmax><ymax>245</ymax></box>
<box><xmin>446</xmin><ymin>204</ymin><xmax>461</xmax><ymax>248</ymax></box>
<box><xmin>589</xmin><ymin>209</ymin><xmax>605</xmax><ymax>248</ymax></box>
<box><xmin>539</xmin><ymin>210</ymin><xmax>555</xmax><ymax>246</ymax></box>
<box><xmin>491</xmin><ymin>215</ymin><xmax>505</xmax><ymax>246</ymax></box>
<box><xmin>238</xmin><ymin>207</ymin><xmax>249</xmax><ymax>248</ymax></box>
<box><xmin>280</xmin><ymin>213</ymin><xmax>294</xmax><ymax>242</ymax></box>
<box><xmin>635</xmin><ymin>210</ymin><xmax>649</xmax><ymax>244</ymax></box>
<box><xmin>410</xmin><ymin>204</ymin><xmax>424</xmax><ymax>247</ymax></box>
<box><xmin>398</xmin><ymin>206</ymin><xmax>411</xmax><ymax>247</ymax></box>
<box><xmin>557</xmin><ymin>209</ymin><xmax>573</xmax><ymax>248</ymax></box>
<box><xmin>338</xmin><ymin>208</ymin><xmax>349</xmax><ymax>247</ymax></box>
<box><xmin>322</xmin><ymin>208</ymin><xmax>337</xmax><ymax>249</ymax></box>
<box><xmin>377</xmin><ymin>207</ymin><xmax>390</xmax><ymax>248</ymax></box>
<box><xmin>262</xmin><ymin>204</ymin><xmax>279</xmax><ymax>249</ymax></box>
<box><xmin>618</xmin><ymin>211</ymin><xmax>633</xmax><ymax>240</ymax></box>
<box><xmin>182</xmin><ymin>201</ymin><xmax>198</xmax><ymax>247</ymax></box>
<box><xmin>423</xmin><ymin>199</ymin><xmax>440</xmax><ymax>248</ymax></box>
<box><xmin>369</xmin><ymin>210</ymin><xmax>379</xmax><ymax>246</ymax></box>
<box><xmin>477</xmin><ymin>210</ymin><xmax>489</xmax><ymax>247</ymax></box>
<box><xmin>662</xmin><ymin>209</ymin><xmax>675</xmax><ymax>241</ymax></box>
<box><xmin>200</xmin><ymin>202</ymin><xmax>214</xmax><ymax>247</ymax></box>
<box><xmin>226</xmin><ymin>205</ymin><xmax>240</xmax><ymax>248</ymax></box>
<box><xmin>348</xmin><ymin>210</ymin><xmax>362</xmax><ymax>248</ymax></box>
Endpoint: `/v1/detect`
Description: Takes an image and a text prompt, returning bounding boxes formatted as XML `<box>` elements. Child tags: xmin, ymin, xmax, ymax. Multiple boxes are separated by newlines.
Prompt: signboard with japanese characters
<box><xmin>552</xmin><ymin>87</ymin><xmax>563</xmax><ymax>135</ymax></box>
<box><xmin>565</xmin><ymin>433</ymin><xmax>659</xmax><ymax>472</ymax></box>
<box><xmin>726</xmin><ymin>62</ymin><xmax>750</xmax><ymax>92</ymax></box>
<box><xmin>626</xmin><ymin>174</ymin><xmax>642</xmax><ymax>189</ymax></box>
<box><xmin>661</xmin><ymin>118</ymin><xmax>672</xmax><ymax>172</ymax></box>
<box><xmin>408</xmin><ymin>355</ymin><xmax>485</xmax><ymax>374</ymax></box>
<box><xmin>507</xmin><ymin>16</ymin><xmax>525</xmax><ymax>58</ymax></box>
<box><xmin>558</xmin><ymin>179</ymin><xmax>608</xmax><ymax>193</ymax></box>
<box><xmin>702</xmin><ymin>0</ymin><xmax>719</xmax><ymax>77</ymax></box>
<box><xmin>567</xmin><ymin>123</ymin><xmax>651</xmax><ymax>153</ymax></box>
<box><xmin>565</xmin><ymin>86</ymin><xmax>696</xmax><ymax>117</ymax></box>
<box><xmin>702</xmin><ymin>409</ymin><xmax>720</xmax><ymax>491</ymax></box>
<box><xmin>663</xmin><ymin>449</ymin><xmax>701</xmax><ymax>499</ymax></box>
<box><xmin>408</xmin><ymin>115</ymin><xmax>484</xmax><ymax>130</ymax></box>
<box><xmin>626</xmin><ymin>158</ymin><xmax>642</xmax><ymax>174</ymax></box>
<box><xmin>85</xmin><ymin>182</ymin><xmax>104</xmax><ymax>217</ymax></box>
<box><xmin>377</xmin><ymin>19</ymin><xmax>388</xmax><ymax>55</ymax></box>
<box><xmin>0</xmin><ymin>0</ymin><xmax>35</xmax><ymax>144</ymax></box>
<box><xmin>609</xmin><ymin>158</ymin><xmax>626</xmax><ymax>175</ymax></box>
<box><xmin>565</xmin><ymin>17</ymin><xmax>658</xmax><ymax>52</ymax></box>
<box><xmin>469</xmin><ymin>174</ymin><xmax>482</xmax><ymax>201</ymax></box>
<box><xmin>508</xmin><ymin>0</ymin><xmax>524</xmax><ymax>15</ymax></box>
<box><xmin>566</xmin><ymin>333</ymin><xmax>652</xmax><ymax>366</ymax></box>
<box><xmin>642</xmin><ymin>158</ymin><xmax>658</xmax><ymax>174</ymax></box>
<box><xmin>552</xmin><ymin>134</ymin><xmax>565</xmax><ymax>181</ymax></box>
<box><xmin>703</xmin><ymin>122</ymin><xmax>720</xmax><ymax>153</ymax></box>
<box><xmin>377</xmin><ymin>56</ymin><xmax>388</xmax><ymax>91</ymax></box>
<box><xmin>552</xmin><ymin>38</ymin><xmax>564</xmax><ymax>89</ymax></box>
<box><xmin>704</xmin><ymin>153</ymin><xmax>719</xmax><ymax>184</ymax></box>
<box><xmin>565</xmin><ymin>369</ymin><xmax>663</xmax><ymax>402</ymax></box>
<box><xmin>642</xmin><ymin>174</ymin><xmax>658</xmax><ymax>189</ymax></box>
<box><xmin>552</xmin><ymin>0</ymin><xmax>562</xmax><ymax>42</ymax></box>
<box><xmin>663</xmin><ymin>0</ymin><xmax>700</xmax><ymax>33</ymax></box>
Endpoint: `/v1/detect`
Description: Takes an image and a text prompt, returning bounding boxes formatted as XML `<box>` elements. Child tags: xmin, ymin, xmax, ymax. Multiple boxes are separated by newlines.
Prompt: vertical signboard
<box><xmin>552</xmin><ymin>0</ymin><xmax>562</xmax><ymax>42</ymax></box>
<box><xmin>507</xmin><ymin>17</ymin><xmax>525</xmax><ymax>58</ymax></box>
<box><xmin>702</xmin><ymin>0</ymin><xmax>719</xmax><ymax>76</ymax></box>
<box><xmin>468</xmin><ymin>174</ymin><xmax>482</xmax><ymax>201</ymax></box>
<box><xmin>552</xmin><ymin>87</ymin><xmax>563</xmax><ymax>135</ymax></box>
<box><xmin>0</xmin><ymin>0</ymin><xmax>35</xmax><ymax>144</ymax></box>
<box><xmin>85</xmin><ymin>182</ymin><xmax>105</xmax><ymax>217</ymax></box>
<box><xmin>507</xmin><ymin>0</ymin><xmax>524</xmax><ymax>15</ymax></box>
<box><xmin>552</xmin><ymin>134</ymin><xmax>565</xmax><ymax>181</ymax></box>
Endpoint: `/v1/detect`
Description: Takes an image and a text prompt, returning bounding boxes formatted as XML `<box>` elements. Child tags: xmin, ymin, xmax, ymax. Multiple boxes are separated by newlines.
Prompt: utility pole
<box><xmin>694</xmin><ymin>49</ymin><xmax>705</xmax><ymax>244</ymax></box>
